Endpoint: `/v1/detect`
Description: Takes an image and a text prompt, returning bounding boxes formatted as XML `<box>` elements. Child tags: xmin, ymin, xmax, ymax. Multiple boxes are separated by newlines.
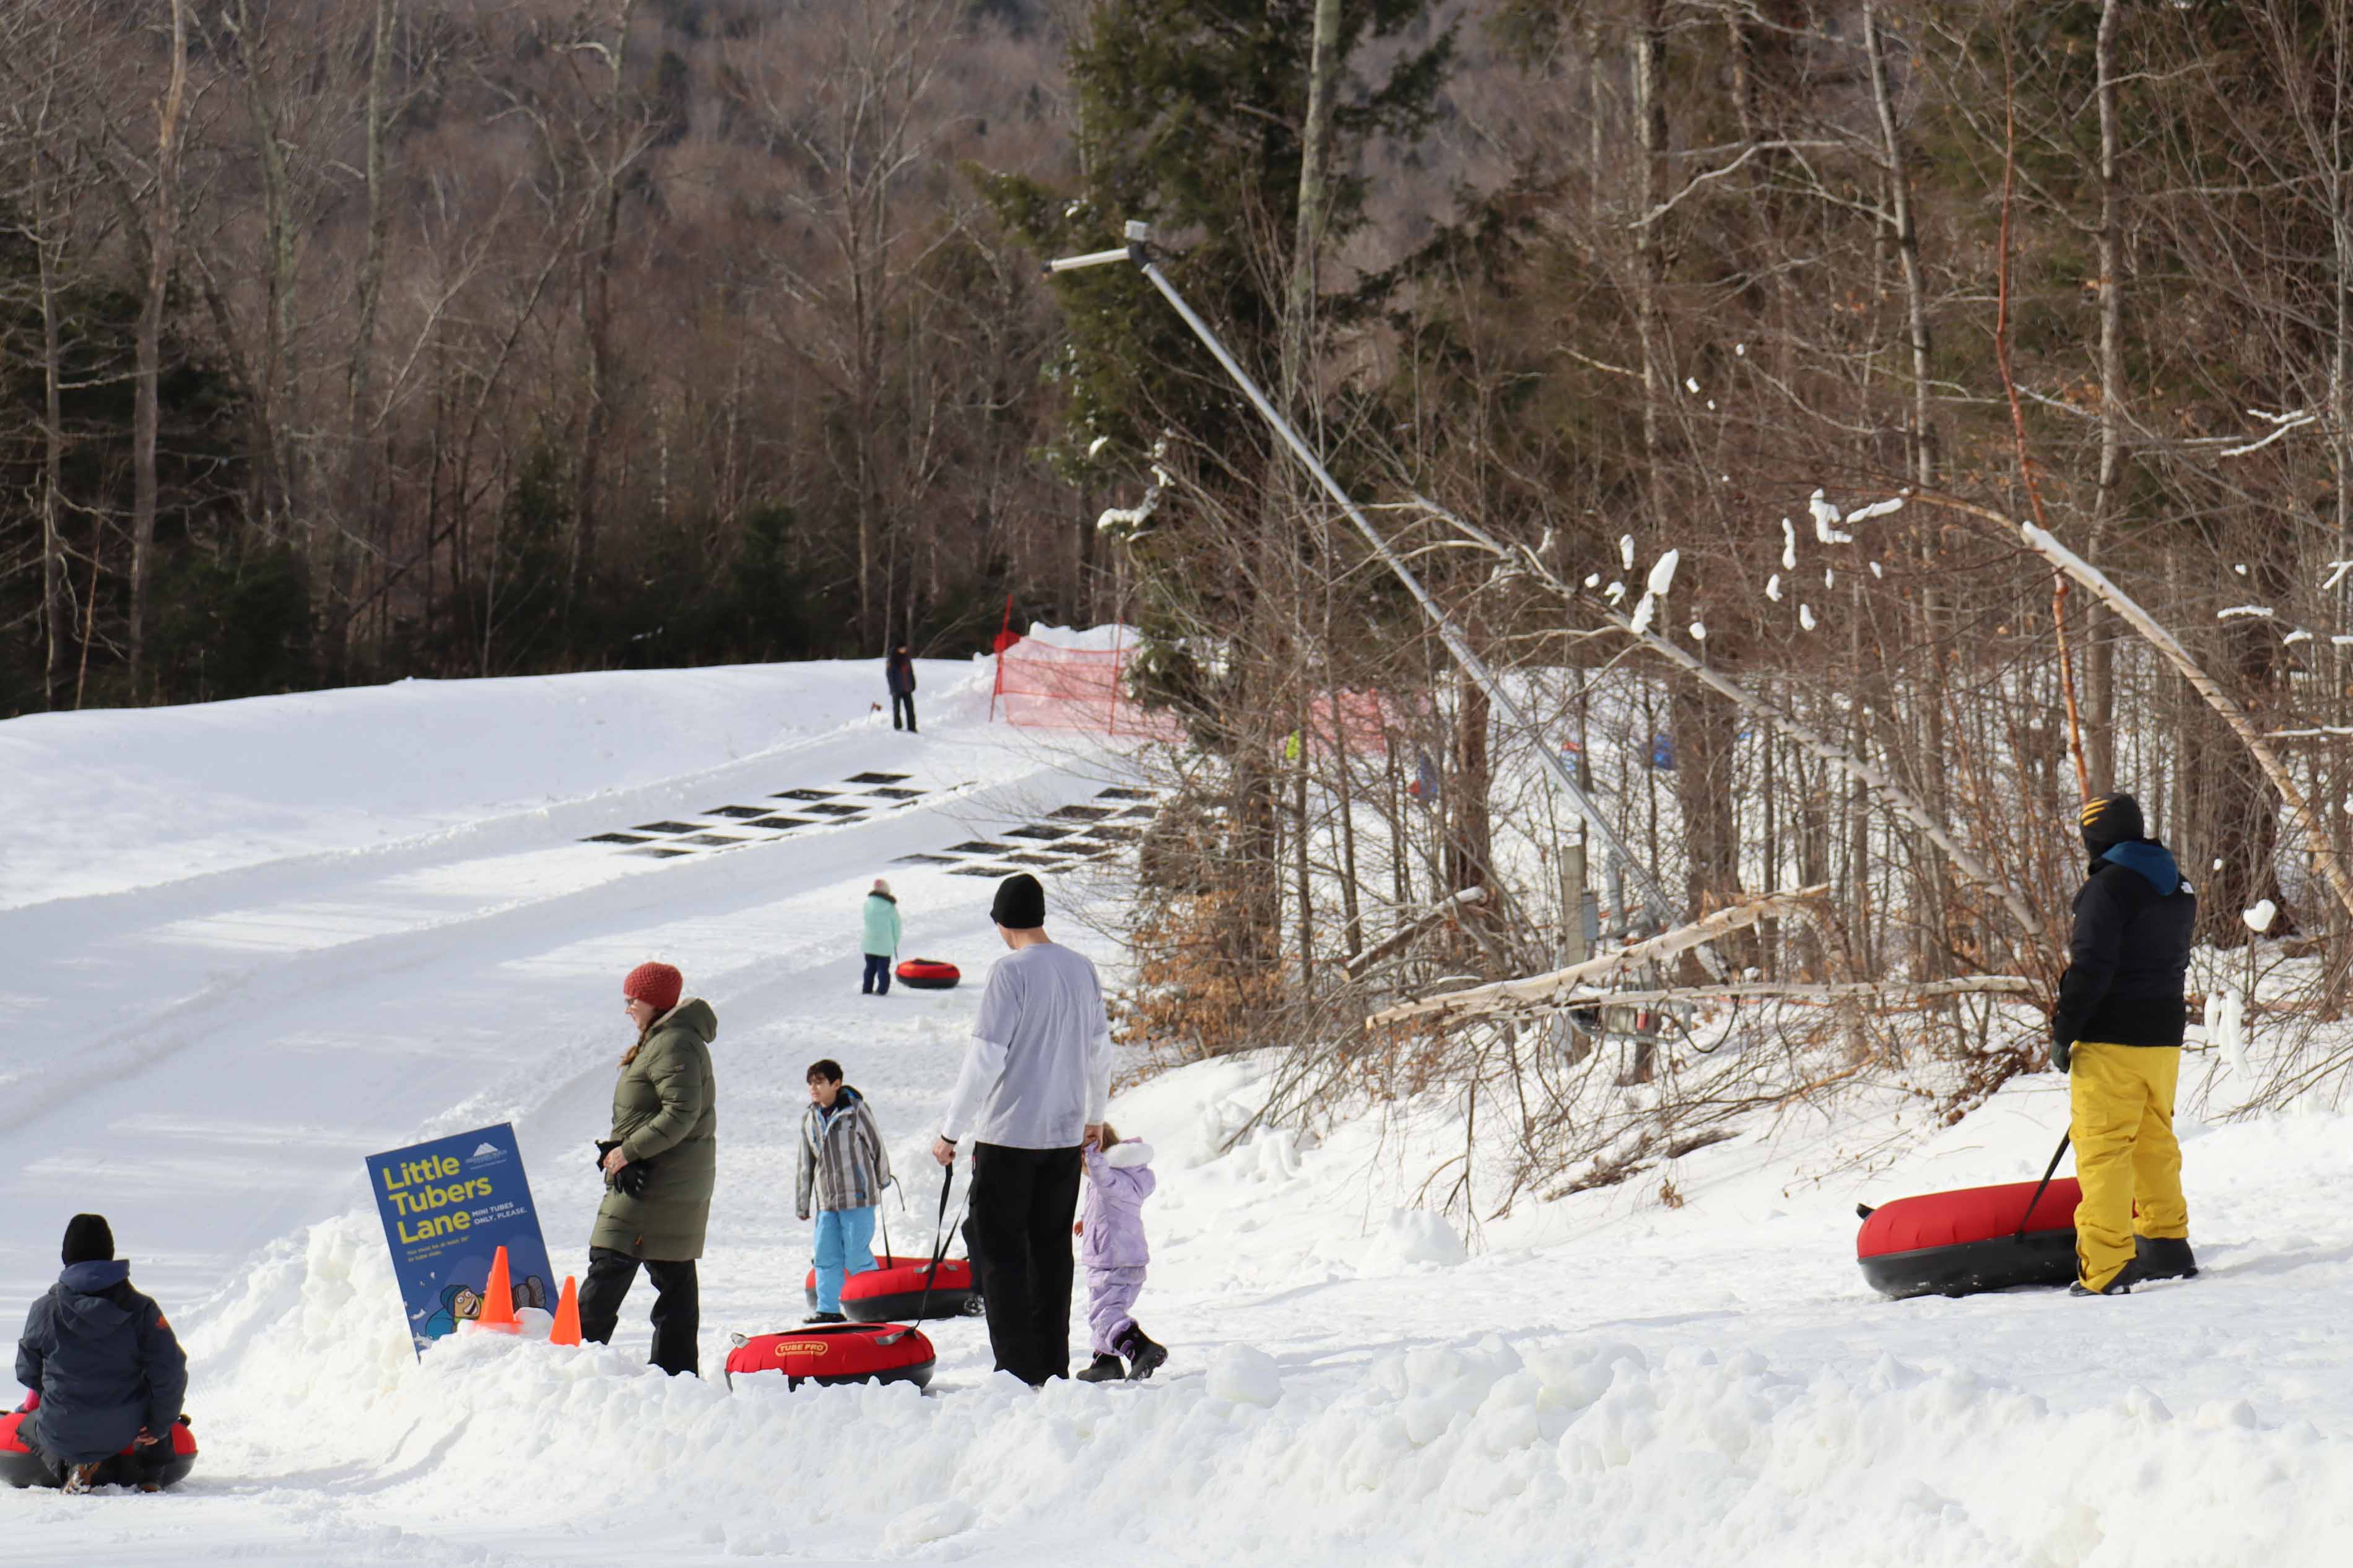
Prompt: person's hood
<box><xmin>653</xmin><ymin>997</ymin><xmax>718</xmax><ymax>1043</ymax></box>
<box><xmin>2101</xmin><ymin>839</ymin><xmax>2181</xmax><ymax>895</ymax></box>
<box><xmin>59</xmin><ymin>1259</ymin><xmax>129</xmax><ymax>1295</ymax></box>
<box><xmin>55</xmin><ymin>1261</ymin><xmax>134</xmax><ymax>1332</ymax></box>
<box><xmin>811</xmin><ymin>1085</ymin><xmax>864</xmax><ymax>1121</ymax></box>
<box><xmin>1105</xmin><ymin>1140</ymin><xmax>1154</xmax><ymax>1169</ymax></box>
<box><xmin>867</xmin><ymin>890</ymin><xmax>897</xmax><ymax>906</ymax></box>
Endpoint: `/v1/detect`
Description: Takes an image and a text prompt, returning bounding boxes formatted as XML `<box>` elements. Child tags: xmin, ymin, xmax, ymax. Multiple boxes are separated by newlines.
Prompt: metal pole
<box><xmin>1047</xmin><ymin>222</ymin><xmax>1677</xmax><ymax>932</ymax></box>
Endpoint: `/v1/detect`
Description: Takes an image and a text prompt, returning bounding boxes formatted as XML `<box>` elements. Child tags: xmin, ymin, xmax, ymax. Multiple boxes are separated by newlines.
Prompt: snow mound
<box><xmin>1019</xmin><ymin>622</ymin><xmax>1144</xmax><ymax>651</ymax></box>
<box><xmin>1207</xmin><ymin>1345</ymin><xmax>1284</xmax><ymax>1407</ymax></box>
<box><xmin>1367</xmin><ymin>1208</ymin><xmax>1469</xmax><ymax>1270</ymax></box>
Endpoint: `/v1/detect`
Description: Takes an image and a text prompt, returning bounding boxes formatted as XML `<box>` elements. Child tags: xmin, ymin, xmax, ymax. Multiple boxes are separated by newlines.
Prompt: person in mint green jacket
<box><xmin>861</xmin><ymin>879</ymin><xmax>903</xmax><ymax>995</ymax></box>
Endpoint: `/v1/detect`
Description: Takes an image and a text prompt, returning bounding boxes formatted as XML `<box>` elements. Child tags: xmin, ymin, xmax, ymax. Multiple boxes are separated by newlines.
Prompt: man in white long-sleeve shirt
<box><xmin>931</xmin><ymin>873</ymin><xmax>1113</xmax><ymax>1384</ymax></box>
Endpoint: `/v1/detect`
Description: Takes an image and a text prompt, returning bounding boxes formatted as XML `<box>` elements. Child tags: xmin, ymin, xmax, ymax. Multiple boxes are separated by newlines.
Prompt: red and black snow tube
<box><xmin>801</xmin><ymin>1255</ymin><xmax>982</xmax><ymax>1323</ymax></box>
<box><xmin>0</xmin><ymin>1406</ymin><xmax>198</xmax><ymax>1490</ymax></box>
<box><xmin>724</xmin><ymin>1322</ymin><xmax>936</xmax><ymax>1391</ymax></box>
<box><xmin>894</xmin><ymin>958</ymin><xmax>960</xmax><ymax>990</ymax></box>
<box><xmin>1856</xmin><ymin>1176</ymin><xmax>2082</xmax><ymax>1299</ymax></box>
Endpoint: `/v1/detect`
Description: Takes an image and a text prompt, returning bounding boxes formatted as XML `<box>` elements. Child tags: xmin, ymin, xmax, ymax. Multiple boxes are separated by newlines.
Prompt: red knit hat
<box><xmin>623</xmin><ymin>961</ymin><xmax>683</xmax><ymax>1013</ymax></box>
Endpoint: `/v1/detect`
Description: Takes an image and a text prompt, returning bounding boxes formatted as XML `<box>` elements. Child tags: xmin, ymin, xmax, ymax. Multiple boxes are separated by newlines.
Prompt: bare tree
<box><xmin>128</xmin><ymin>0</ymin><xmax>192</xmax><ymax>693</ymax></box>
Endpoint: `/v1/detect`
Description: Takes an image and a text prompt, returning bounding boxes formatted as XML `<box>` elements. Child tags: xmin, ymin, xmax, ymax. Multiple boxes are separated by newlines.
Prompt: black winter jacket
<box><xmin>2051</xmin><ymin>840</ymin><xmax>2197</xmax><ymax>1052</ymax></box>
<box><xmin>885</xmin><ymin>652</ymin><xmax>916</xmax><ymax>696</ymax></box>
<box><xmin>14</xmin><ymin>1260</ymin><xmax>188</xmax><ymax>1465</ymax></box>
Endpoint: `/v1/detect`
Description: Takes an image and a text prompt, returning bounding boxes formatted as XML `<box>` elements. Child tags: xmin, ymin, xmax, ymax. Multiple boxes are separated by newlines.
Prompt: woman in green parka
<box><xmin>578</xmin><ymin>961</ymin><xmax>717</xmax><ymax>1376</ymax></box>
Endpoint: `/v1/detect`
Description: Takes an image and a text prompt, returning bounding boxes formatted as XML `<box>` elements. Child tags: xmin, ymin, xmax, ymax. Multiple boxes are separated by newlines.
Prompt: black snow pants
<box><xmin>892</xmin><ymin>693</ymin><xmax>918</xmax><ymax>732</ymax></box>
<box><xmin>965</xmin><ymin>1143</ymin><xmax>1083</xmax><ymax>1385</ymax></box>
<box><xmin>578</xmin><ymin>1246</ymin><xmax>700</xmax><ymax>1377</ymax></box>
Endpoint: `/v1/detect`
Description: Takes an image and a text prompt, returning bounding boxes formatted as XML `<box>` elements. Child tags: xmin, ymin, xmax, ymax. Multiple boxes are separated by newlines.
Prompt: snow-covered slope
<box><xmin>4</xmin><ymin>655</ymin><xmax>2351</xmax><ymax>1566</ymax></box>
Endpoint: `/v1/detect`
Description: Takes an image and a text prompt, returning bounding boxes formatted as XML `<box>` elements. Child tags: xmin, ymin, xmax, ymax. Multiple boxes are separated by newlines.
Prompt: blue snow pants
<box><xmin>812</xmin><ymin>1206</ymin><xmax>879</xmax><ymax>1312</ymax></box>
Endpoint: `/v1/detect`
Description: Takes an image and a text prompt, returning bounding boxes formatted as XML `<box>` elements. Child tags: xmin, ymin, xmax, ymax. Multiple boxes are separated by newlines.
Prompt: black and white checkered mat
<box><xmin>579</xmin><ymin>778</ymin><xmax>1156</xmax><ymax>878</ymax></box>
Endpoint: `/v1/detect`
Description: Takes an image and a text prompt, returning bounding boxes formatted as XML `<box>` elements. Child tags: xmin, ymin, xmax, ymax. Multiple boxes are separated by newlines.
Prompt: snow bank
<box><xmin>147</xmin><ymin>1211</ymin><xmax>2353</xmax><ymax>1568</ymax></box>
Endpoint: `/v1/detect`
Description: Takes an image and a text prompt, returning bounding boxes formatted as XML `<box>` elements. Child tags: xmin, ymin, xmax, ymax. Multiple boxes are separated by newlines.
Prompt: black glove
<box><xmin>2049</xmin><ymin>1036</ymin><xmax>2072</xmax><ymax>1074</ymax></box>
<box><xmin>594</xmin><ymin>1140</ymin><xmax>655</xmax><ymax>1199</ymax></box>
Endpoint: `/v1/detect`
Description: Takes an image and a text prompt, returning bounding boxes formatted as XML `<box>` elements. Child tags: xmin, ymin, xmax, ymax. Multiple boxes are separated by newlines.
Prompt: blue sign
<box><xmin>364</xmin><ymin>1123</ymin><xmax>555</xmax><ymax>1358</ymax></box>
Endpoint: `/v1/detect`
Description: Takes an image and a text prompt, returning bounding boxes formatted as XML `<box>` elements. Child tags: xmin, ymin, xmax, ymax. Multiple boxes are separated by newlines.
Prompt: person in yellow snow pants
<box><xmin>2068</xmin><ymin>1041</ymin><xmax>2189</xmax><ymax>1293</ymax></box>
<box><xmin>2050</xmin><ymin>792</ymin><xmax>2199</xmax><ymax>1296</ymax></box>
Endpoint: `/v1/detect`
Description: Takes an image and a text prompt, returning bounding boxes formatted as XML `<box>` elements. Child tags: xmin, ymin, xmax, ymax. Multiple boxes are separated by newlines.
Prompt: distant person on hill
<box><xmin>581</xmin><ymin>961</ymin><xmax>718</xmax><ymax>1375</ymax></box>
<box><xmin>12</xmin><ymin>1214</ymin><xmax>188</xmax><ymax>1493</ymax></box>
<box><xmin>932</xmin><ymin>872</ymin><xmax>1114</xmax><ymax>1385</ymax></box>
<box><xmin>861</xmin><ymin>878</ymin><xmax>902</xmax><ymax>996</ymax></box>
<box><xmin>2051</xmin><ymin>792</ymin><xmax>2198</xmax><ymax>1296</ymax></box>
<box><xmin>887</xmin><ymin>643</ymin><xmax>918</xmax><ymax>734</ymax></box>
<box><xmin>1072</xmin><ymin>1124</ymin><xmax>1166</xmax><ymax>1382</ymax></box>
<box><xmin>798</xmin><ymin>1059</ymin><xmax>894</xmax><ymax>1323</ymax></box>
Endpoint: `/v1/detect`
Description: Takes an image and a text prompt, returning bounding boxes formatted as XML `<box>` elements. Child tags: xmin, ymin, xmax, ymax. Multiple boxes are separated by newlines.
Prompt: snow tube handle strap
<box><xmin>2014</xmin><ymin>1131</ymin><xmax>2072</xmax><ymax>1243</ymax></box>
<box><xmin>909</xmin><ymin>1161</ymin><xmax>959</xmax><ymax>1330</ymax></box>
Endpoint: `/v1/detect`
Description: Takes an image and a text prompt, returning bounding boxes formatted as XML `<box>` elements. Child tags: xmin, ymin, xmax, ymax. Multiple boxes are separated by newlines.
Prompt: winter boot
<box><xmin>61</xmin><ymin>1462</ymin><xmax>103</xmax><ymax>1495</ymax></box>
<box><xmin>803</xmin><ymin>1310</ymin><xmax>848</xmax><ymax>1325</ymax></box>
<box><xmin>2069</xmin><ymin>1260</ymin><xmax>2141</xmax><ymax>1297</ymax></box>
<box><xmin>1075</xmin><ymin>1353</ymin><xmax>1126</xmax><ymax>1383</ymax></box>
<box><xmin>1116</xmin><ymin>1323</ymin><xmax>1168</xmax><ymax>1381</ymax></box>
<box><xmin>2134</xmin><ymin>1236</ymin><xmax>2198</xmax><ymax>1280</ymax></box>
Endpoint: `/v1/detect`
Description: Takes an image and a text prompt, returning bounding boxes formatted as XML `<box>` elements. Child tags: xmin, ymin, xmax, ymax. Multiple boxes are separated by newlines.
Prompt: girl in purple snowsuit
<box><xmin>1073</xmin><ymin>1125</ymin><xmax>1167</xmax><ymax>1381</ymax></box>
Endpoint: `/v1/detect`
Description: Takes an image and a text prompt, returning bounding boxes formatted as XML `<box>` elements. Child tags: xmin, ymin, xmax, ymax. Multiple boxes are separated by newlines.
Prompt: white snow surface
<box><xmin>7</xmin><ymin>656</ymin><xmax>2353</xmax><ymax>1564</ymax></box>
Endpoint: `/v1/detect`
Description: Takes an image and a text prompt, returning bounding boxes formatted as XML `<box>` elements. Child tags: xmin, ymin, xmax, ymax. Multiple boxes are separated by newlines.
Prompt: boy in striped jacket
<box><xmin>797</xmin><ymin>1059</ymin><xmax>894</xmax><ymax>1323</ymax></box>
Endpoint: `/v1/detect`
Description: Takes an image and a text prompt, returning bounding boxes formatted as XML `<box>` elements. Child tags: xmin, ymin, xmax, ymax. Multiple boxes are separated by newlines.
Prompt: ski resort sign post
<box><xmin>365</xmin><ymin>1124</ymin><xmax>555</xmax><ymax>1358</ymax></box>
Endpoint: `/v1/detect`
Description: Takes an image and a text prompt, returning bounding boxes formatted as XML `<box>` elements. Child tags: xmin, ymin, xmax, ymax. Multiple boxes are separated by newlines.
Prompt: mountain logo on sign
<box><xmin>469</xmin><ymin>1141</ymin><xmax>507</xmax><ymax>1163</ymax></box>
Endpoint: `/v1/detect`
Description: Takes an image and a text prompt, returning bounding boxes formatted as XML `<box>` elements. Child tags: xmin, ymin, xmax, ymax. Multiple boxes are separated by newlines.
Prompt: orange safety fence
<box><xmin>993</xmin><ymin>639</ymin><xmax>1417</xmax><ymax>756</ymax></box>
<box><xmin>991</xmin><ymin>639</ymin><xmax>1185</xmax><ymax>741</ymax></box>
<box><xmin>1295</xmin><ymin>691</ymin><xmax>1399</xmax><ymax>758</ymax></box>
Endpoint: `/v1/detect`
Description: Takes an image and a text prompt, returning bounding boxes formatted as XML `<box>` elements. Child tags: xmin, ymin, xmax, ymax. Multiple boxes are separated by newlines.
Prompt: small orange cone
<box><xmin>476</xmin><ymin>1246</ymin><xmax>522</xmax><ymax>1334</ymax></box>
<box><xmin>549</xmin><ymin>1275</ymin><xmax>582</xmax><ymax>1347</ymax></box>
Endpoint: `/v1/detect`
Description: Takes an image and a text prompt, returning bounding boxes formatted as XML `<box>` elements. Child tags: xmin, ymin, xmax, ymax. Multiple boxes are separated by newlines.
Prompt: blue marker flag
<box><xmin>364</xmin><ymin>1123</ymin><xmax>555</xmax><ymax>1358</ymax></box>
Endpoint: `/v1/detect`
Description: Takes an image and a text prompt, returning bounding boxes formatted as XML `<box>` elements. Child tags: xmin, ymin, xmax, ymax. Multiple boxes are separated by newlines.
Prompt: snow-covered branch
<box><xmin>1343</xmin><ymin>886</ymin><xmax>1489</xmax><ymax>979</ymax></box>
<box><xmin>2218</xmin><ymin>407</ymin><xmax>2316</xmax><ymax>458</ymax></box>
<box><xmin>2017</xmin><ymin>521</ymin><xmax>2353</xmax><ymax>924</ymax></box>
<box><xmin>1413</xmin><ymin>494</ymin><xmax>2044</xmax><ymax>945</ymax></box>
<box><xmin>1549</xmin><ymin>976</ymin><xmax>2038</xmax><ymax>1010</ymax></box>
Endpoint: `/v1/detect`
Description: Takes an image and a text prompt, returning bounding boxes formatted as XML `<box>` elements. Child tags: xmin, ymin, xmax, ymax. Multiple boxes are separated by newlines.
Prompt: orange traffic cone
<box><xmin>475</xmin><ymin>1246</ymin><xmax>522</xmax><ymax>1334</ymax></box>
<box><xmin>549</xmin><ymin>1275</ymin><xmax>582</xmax><ymax>1347</ymax></box>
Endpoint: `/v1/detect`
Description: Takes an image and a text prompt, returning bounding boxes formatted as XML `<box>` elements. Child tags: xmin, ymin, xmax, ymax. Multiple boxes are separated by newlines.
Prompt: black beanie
<box><xmin>991</xmin><ymin>872</ymin><xmax>1046</xmax><ymax>929</ymax></box>
<box><xmin>62</xmin><ymin>1213</ymin><xmax>113</xmax><ymax>1267</ymax></box>
<box><xmin>2081</xmin><ymin>792</ymin><xmax>2146</xmax><ymax>858</ymax></box>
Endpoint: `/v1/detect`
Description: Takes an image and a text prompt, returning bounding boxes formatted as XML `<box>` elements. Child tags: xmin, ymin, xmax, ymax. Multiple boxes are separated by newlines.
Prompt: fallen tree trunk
<box><xmin>1368</xmin><ymin>885</ymin><xmax>1827</xmax><ymax>1029</ymax></box>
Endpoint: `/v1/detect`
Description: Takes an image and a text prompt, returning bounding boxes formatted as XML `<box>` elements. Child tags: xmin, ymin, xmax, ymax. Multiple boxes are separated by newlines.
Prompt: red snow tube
<box><xmin>0</xmin><ymin>1408</ymin><xmax>198</xmax><ymax>1490</ymax></box>
<box><xmin>802</xmin><ymin>1255</ymin><xmax>982</xmax><ymax>1323</ymax></box>
<box><xmin>1856</xmin><ymin>1177</ymin><xmax>2082</xmax><ymax>1299</ymax></box>
<box><xmin>724</xmin><ymin>1322</ymin><xmax>936</xmax><ymax>1391</ymax></box>
<box><xmin>894</xmin><ymin>958</ymin><xmax>960</xmax><ymax>990</ymax></box>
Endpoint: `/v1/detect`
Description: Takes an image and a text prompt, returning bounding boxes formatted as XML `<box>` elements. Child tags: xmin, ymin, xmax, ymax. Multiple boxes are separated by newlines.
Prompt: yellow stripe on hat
<box><xmin>2081</xmin><ymin>799</ymin><xmax>2108</xmax><ymax>824</ymax></box>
